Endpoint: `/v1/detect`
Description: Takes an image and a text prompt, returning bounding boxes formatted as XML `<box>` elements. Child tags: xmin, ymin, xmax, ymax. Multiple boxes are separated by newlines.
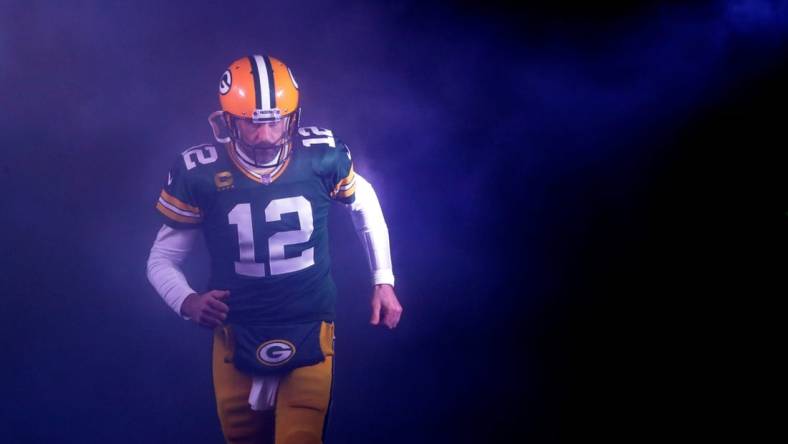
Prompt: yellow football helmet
<box><xmin>210</xmin><ymin>55</ymin><xmax>301</xmax><ymax>166</ymax></box>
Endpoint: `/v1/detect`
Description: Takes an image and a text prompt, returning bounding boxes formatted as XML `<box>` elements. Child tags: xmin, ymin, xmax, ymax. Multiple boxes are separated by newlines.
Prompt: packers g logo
<box><xmin>219</xmin><ymin>70</ymin><xmax>232</xmax><ymax>95</ymax></box>
<box><xmin>257</xmin><ymin>340</ymin><xmax>296</xmax><ymax>366</ymax></box>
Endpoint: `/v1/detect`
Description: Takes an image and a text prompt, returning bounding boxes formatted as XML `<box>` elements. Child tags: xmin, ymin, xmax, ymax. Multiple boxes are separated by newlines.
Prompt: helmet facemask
<box><xmin>221</xmin><ymin>109</ymin><xmax>300</xmax><ymax>168</ymax></box>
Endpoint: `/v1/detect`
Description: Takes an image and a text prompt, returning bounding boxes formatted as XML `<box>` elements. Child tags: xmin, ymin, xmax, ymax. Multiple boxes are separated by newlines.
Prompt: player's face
<box><xmin>235</xmin><ymin>118</ymin><xmax>287</xmax><ymax>146</ymax></box>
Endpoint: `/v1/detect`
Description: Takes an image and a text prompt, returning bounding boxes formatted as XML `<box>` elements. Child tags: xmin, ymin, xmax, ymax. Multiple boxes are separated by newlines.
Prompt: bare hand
<box><xmin>181</xmin><ymin>290</ymin><xmax>230</xmax><ymax>329</ymax></box>
<box><xmin>370</xmin><ymin>284</ymin><xmax>402</xmax><ymax>329</ymax></box>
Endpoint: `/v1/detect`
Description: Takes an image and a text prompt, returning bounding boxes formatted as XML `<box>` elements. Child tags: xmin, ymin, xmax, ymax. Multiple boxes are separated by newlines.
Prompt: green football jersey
<box><xmin>155</xmin><ymin>126</ymin><xmax>356</xmax><ymax>325</ymax></box>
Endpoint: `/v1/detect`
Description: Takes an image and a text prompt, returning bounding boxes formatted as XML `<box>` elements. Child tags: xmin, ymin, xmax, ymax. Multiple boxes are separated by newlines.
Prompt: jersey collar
<box><xmin>225</xmin><ymin>142</ymin><xmax>291</xmax><ymax>184</ymax></box>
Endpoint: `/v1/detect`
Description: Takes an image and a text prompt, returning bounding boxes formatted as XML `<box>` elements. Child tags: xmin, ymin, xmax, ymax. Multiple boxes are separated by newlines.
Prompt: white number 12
<box><xmin>228</xmin><ymin>196</ymin><xmax>315</xmax><ymax>277</ymax></box>
<box><xmin>299</xmin><ymin>126</ymin><xmax>335</xmax><ymax>147</ymax></box>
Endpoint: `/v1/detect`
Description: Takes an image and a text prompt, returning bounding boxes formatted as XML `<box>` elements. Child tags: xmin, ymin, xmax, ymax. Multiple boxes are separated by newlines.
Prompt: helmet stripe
<box><xmin>250</xmin><ymin>55</ymin><xmax>269</xmax><ymax>111</ymax></box>
<box><xmin>261</xmin><ymin>55</ymin><xmax>277</xmax><ymax>109</ymax></box>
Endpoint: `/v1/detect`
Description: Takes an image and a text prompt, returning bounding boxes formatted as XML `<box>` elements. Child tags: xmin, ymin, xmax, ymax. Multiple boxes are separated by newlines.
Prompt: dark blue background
<box><xmin>1</xmin><ymin>1</ymin><xmax>785</xmax><ymax>442</ymax></box>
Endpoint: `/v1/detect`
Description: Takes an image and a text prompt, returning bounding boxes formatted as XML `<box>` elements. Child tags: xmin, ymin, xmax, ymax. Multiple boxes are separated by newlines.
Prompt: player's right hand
<box><xmin>180</xmin><ymin>290</ymin><xmax>230</xmax><ymax>328</ymax></box>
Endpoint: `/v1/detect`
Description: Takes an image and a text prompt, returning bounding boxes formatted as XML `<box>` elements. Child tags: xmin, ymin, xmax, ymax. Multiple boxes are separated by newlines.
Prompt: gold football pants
<box><xmin>212</xmin><ymin>322</ymin><xmax>335</xmax><ymax>444</ymax></box>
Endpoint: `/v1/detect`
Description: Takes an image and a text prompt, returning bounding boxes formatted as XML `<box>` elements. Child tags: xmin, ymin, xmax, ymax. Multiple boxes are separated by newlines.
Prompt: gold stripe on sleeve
<box><xmin>336</xmin><ymin>184</ymin><xmax>356</xmax><ymax>198</ymax></box>
<box><xmin>160</xmin><ymin>190</ymin><xmax>201</xmax><ymax>214</ymax></box>
<box><xmin>332</xmin><ymin>167</ymin><xmax>355</xmax><ymax>196</ymax></box>
<box><xmin>156</xmin><ymin>202</ymin><xmax>202</xmax><ymax>224</ymax></box>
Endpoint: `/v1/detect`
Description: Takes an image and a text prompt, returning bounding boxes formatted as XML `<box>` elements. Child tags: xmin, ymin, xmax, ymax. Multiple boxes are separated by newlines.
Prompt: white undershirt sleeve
<box><xmin>146</xmin><ymin>224</ymin><xmax>200</xmax><ymax>318</ymax></box>
<box><xmin>346</xmin><ymin>174</ymin><xmax>395</xmax><ymax>286</ymax></box>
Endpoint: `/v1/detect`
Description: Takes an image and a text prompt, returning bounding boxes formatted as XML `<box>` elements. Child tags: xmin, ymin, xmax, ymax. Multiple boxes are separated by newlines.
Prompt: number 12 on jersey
<box><xmin>299</xmin><ymin>127</ymin><xmax>335</xmax><ymax>147</ymax></box>
<box><xmin>228</xmin><ymin>196</ymin><xmax>315</xmax><ymax>277</ymax></box>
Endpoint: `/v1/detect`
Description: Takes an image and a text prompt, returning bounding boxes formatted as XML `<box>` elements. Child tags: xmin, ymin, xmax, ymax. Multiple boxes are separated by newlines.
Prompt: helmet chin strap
<box><xmin>233</xmin><ymin>139</ymin><xmax>288</xmax><ymax>168</ymax></box>
<box><xmin>258</xmin><ymin>148</ymin><xmax>281</xmax><ymax>167</ymax></box>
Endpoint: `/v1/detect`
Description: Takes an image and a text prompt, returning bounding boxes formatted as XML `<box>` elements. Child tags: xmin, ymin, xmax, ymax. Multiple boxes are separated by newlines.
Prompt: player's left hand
<box><xmin>370</xmin><ymin>284</ymin><xmax>403</xmax><ymax>329</ymax></box>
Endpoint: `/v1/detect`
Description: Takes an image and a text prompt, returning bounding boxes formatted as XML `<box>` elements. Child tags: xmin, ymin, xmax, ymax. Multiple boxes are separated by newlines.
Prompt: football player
<box><xmin>146</xmin><ymin>55</ymin><xmax>402</xmax><ymax>444</ymax></box>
